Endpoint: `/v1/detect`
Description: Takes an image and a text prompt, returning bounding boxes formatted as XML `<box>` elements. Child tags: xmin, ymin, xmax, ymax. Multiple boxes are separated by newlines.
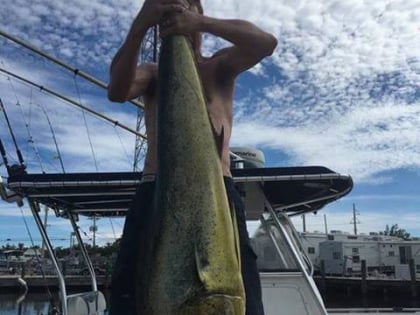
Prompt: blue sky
<box><xmin>0</xmin><ymin>0</ymin><xmax>419</xmax><ymax>247</ymax></box>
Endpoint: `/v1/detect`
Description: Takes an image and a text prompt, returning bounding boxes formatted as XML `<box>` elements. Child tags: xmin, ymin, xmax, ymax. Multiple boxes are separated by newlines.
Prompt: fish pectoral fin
<box><xmin>194</xmin><ymin>242</ymin><xmax>211</xmax><ymax>285</ymax></box>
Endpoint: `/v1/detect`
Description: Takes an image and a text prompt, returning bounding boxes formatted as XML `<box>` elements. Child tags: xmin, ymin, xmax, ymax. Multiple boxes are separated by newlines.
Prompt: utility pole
<box><xmin>324</xmin><ymin>214</ymin><xmax>328</xmax><ymax>236</ymax></box>
<box><xmin>89</xmin><ymin>216</ymin><xmax>99</xmax><ymax>247</ymax></box>
<box><xmin>302</xmin><ymin>214</ymin><xmax>306</xmax><ymax>232</ymax></box>
<box><xmin>69</xmin><ymin>232</ymin><xmax>76</xmax><ymax>250</ymax></box>
<box><xmin>350</xmin><ymin>203</ymin><xmax>360</xmax><ymax>235</ymax></box>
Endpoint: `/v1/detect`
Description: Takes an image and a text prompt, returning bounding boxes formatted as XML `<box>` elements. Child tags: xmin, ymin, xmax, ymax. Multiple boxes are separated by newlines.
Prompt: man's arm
<box><xmin>108</xmin><ymin>0</ymin><xmax>189</xmax><ymax>102</ymax></box>
<box><xmin>200</xmin><ymin>18</ymin><xmax>277</xmax><ymax>76</ymax></box>
<box><xmin>160</xmin><ymin>12</ymin><xmax>277</xmax><ymax>77</ymax></box>
<box><xmin>107</xmin><ymin>21</ymin><xmax>148</xmax><ymax>102</ymax></box>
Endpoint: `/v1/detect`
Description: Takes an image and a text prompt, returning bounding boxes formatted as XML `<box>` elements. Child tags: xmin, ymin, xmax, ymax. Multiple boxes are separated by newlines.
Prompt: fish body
<box><xmin>140</xmin><ymin>35</ymin><xmax>245</xmax><ymax>315</ymax></box>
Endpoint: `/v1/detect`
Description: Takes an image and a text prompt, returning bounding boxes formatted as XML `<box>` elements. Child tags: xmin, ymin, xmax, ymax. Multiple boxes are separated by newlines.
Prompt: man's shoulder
<box><xmin>199</xmin><ymin>49</ymin><xmax>238</xmax><ymax>82</ymax></box>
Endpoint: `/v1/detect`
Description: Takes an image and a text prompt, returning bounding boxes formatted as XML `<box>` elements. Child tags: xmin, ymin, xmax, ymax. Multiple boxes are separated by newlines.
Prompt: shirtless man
<box><xmin>107</xmin><ymin>0</ymin><xmax>277</xmax><ymax>314</ymax></box>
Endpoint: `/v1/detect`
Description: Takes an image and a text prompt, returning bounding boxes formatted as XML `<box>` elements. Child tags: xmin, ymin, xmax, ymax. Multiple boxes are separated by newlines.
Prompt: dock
<box><xmin>0</xmin><ymin>275</ymin><xmax>110</xmax><ymax>292</ymax></box>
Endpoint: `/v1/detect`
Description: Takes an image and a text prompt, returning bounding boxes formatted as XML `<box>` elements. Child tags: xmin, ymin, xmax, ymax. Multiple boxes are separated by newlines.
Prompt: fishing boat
<box><xmin>2</xmin><ymin>150</ymin><xmax>420</xmax><ymax>315</ymax></box>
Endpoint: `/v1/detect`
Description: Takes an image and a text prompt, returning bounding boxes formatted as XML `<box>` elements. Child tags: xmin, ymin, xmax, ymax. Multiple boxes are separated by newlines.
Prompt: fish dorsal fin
<box><xmin>210</xmin><ymin>122</ymin><xmax>224</xmax><ymax>159</ymax></box>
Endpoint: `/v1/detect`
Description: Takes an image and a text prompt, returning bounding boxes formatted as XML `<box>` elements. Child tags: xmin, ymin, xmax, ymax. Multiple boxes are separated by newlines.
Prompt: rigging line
<box><xmin>0</xmin><ymin>98</ymin><xmax>25</xmax><ymax>166</ymax></box>
<box><xmin>0</xmin><ymin>29</ymin><xmax>145</xmax><ymax>110</ymax></box>
<box><xmin>109</xmin><ymin>218</ymin><xmax>117</xmax><ymax>240</ymax></box>
<box><xmin>2</xmin><ymin>73</ymin><xmax>45</xmax><ymax>172</ymax></box>
<box><xmin>14</xmin><ymin>98</ymin><xmax>45</xmax><ymax>173</ymax></box>
<box><xmin>24</xmin><ymin>92</ymin><xmax>60</xmax><ymax>174</ymax></box>
<box><xmin>19</xmin><ymin>206</ymin><xmax>54</xmax><ymax>302</ymax></box>
<box><xmin>37</xmin><ymin>103</ymin><xmax>66</xmax><ymax>173</ymax></box>
<box><xmin>113</xmin><ymin>126</ymin><xmax>133</xmax><ymax>168</ymax></box>
<box><xmin>73</xmin><ymin>76</ymin><xmax>99</xmax><ymax>171</ymax></box>
<box><xmin>0</xmin><ymin>67</ymin><xmax>147</xmax><ymax>139</ymax></box>
<box><xmin>26</xmin><ymin>88</ymin><xmax>33</xmax><ymax>160</ymax></box>
<box><xmin>23</xmin><ymin>89</ymin><xmax>61</xmax><ymax>174</ymax></box>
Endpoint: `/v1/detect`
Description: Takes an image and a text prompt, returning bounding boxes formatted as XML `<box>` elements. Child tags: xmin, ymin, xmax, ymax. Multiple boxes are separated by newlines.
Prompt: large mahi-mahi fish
<box><xmin>138</xmin><ymin>35</ymin><xmax>245</xmax><ymax>314</ymax></box>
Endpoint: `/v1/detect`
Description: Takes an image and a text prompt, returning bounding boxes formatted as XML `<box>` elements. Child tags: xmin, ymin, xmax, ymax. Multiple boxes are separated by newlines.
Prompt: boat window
<box><xmin>352</xmin><ymin>255</ymin><xmax>360</xmax><ymax>263</ymax></box>
<box><xmin>308</xmin><ymin>247</ymin><xmax>315</xmax><ymax>254</ymax></box>
<box><xmin>251</xmin><ymin>220</ymin><xmax>300</xmax><ymax>272</ymax></box>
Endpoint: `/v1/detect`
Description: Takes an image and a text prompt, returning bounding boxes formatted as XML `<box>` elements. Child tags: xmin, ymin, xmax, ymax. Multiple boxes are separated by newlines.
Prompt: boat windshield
<box><xmin>251</xmin><ymin>216</ymin><xmax>301</xmax><ymax>272</ymax></box>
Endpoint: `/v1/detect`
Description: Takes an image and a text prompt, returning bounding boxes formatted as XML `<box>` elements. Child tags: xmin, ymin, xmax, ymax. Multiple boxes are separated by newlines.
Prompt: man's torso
<box><xmin>142</xmin><ymin>55</ymin><xmax>235</xmax><ymax>177</ymax></box>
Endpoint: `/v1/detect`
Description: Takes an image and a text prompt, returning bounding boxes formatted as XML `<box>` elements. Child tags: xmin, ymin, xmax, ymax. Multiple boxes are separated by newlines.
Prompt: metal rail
<box><xmin>265</xmin><ymin>199</ymin><xmax>328</xmax><ymax>314</ymax></box>
<box><xmin>68</xmin><ymin>213</ymin><xmax>98</xmax><ymax>292</ymax></box>
<box><xmin>28</xmin><ymin>199</ymin><xmax>68</xmax><ymax>315</ymax></box>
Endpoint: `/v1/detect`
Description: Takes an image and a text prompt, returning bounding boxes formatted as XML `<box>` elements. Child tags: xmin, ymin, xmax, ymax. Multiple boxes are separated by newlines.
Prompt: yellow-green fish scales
<box><xmin>140</xmin><ymin>35</ymin><xmax>245</xmax><ymax>314</ymax></box>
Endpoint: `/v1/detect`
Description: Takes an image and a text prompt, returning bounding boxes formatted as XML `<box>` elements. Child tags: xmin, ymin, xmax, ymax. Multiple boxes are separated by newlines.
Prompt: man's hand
<box><xmin>159</xmin><ymin>9</ymin><xmax>202</xmax><ymax>38</ymax></box>
<box><xmin>137</xmin><ymin>0</ymin><xmax>190</xmax><ymax>30</ymax></box>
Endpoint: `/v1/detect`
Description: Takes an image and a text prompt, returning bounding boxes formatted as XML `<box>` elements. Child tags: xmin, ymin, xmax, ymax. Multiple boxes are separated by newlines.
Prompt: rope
<box><xmin>73</xmin><ymin>76</ymin><xmax>99</xmax><ymax>171</ymax></box>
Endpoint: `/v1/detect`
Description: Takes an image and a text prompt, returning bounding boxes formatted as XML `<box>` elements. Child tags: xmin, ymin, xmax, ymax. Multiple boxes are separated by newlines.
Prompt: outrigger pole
<box><xmin>0</xmin><ymin>98</ymin><xmax>25</xmax><ymax>167</ymax></box>
<box><xmin>0</xmin><ymin>29</ymin><xmax>144</xmax><ymax>110</ymax></box>
<box><xmin>0</xmin><ymin>68</ymin><xmax>147</xmax><ymax>140</ymax></box>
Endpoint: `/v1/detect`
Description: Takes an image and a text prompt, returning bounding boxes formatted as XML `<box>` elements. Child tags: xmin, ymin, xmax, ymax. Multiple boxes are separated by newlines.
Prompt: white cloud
<box><xmin>232</xmin><ymin>99</ymin><xmax>420</xmax><ymax>182</ymax></box>
<box><xmin>1</xmin><ymin>0</ymin><xmax>420</xmax><ymax>245</ymax></box>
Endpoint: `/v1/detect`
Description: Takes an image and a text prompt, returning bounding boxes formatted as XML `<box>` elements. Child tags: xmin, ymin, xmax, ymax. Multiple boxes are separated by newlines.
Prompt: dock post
<box><xmin>361</xmin><ymin>260</ymin><xmax>367</xmax><ymax>296</ymax></box>
<box><xmin>409</xmin><ymin>258</ymin><xmax>417</xmax><ymax>298</ymax></box>
<box><xmin>320</xmin><ymin>259</ymin><xmax>326</xmax><ymax>294</ymax></box>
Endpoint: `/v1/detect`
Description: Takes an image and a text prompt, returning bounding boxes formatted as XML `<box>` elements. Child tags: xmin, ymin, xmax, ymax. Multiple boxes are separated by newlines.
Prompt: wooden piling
<box><xmin>409</xmin><ymin>258</ymin><xmax>417</xmax><ymax>298</ymax></box>
<box><xmin>361</xmin><ymin>260</ymin><xmax>367</xmax><ymax>297</ymax></box>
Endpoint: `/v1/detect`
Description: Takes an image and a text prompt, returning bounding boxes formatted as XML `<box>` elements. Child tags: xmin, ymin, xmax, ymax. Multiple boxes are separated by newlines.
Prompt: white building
<box><xmin>299</xmin><ymin>231</ymin><xmax>419</xmax><ymax>277</ymax></box>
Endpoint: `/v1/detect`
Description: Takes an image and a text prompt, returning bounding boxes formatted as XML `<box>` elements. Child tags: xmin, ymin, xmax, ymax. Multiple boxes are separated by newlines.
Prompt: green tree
<box><xmin>380</xmin><ymin>224</ymin><xmax>411</xmax><ymax>240</ymax></box>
